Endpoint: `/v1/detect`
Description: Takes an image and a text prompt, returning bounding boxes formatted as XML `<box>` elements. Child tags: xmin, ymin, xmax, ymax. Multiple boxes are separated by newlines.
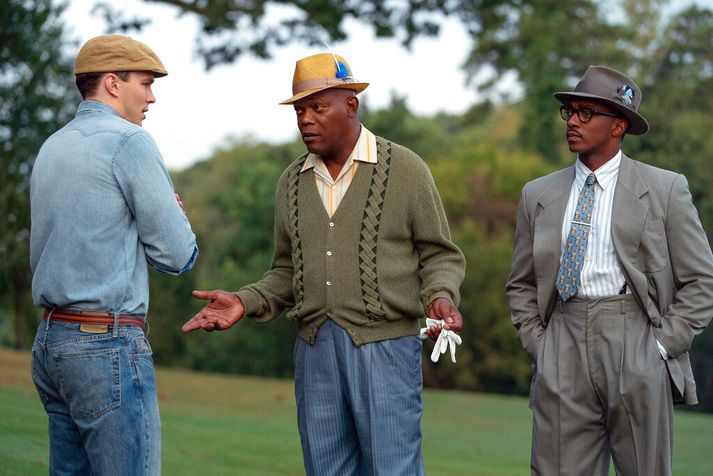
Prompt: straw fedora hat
<box><xmin>280</xmin><ymin>53</ymin><xmax>369</xmax><ymax>105</ymax></box>
<box><xmin>554</xmin><ymin>65</ymin><xmax>648</xmax><ymax>135</ymax></box>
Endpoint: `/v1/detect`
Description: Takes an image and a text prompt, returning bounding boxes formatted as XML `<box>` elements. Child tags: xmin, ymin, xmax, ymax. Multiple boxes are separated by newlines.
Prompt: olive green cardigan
<box><xmin>236</xmin><ymin>137</ymin><xmax>465</xmax><ymax>346</ymax></box>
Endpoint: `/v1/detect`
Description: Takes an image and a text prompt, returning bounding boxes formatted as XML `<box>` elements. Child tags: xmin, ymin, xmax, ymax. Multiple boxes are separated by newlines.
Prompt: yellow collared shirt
<box><xmin>300</xmin><ymin>124</ymin><xmax>378</xmax><ymax>217</ymax></box>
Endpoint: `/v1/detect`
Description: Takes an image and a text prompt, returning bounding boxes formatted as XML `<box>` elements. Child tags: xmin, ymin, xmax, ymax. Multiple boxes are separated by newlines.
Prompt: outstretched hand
<box><xmin>424</xmin><ymin>297</ymin><xmax>463</xmax><ymax>342</ymax></box>
<box><xmin>181</xmin><ymin>290</ymin><xmax>245</xmax><ymax>333</ymax></box>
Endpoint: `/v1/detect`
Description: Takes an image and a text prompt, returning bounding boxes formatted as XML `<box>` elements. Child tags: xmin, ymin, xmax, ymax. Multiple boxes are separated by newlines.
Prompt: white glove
<box><xmin>419</xmin><ymin>318</ymin><xmax>462</xmax><ymax>363</ymax></box>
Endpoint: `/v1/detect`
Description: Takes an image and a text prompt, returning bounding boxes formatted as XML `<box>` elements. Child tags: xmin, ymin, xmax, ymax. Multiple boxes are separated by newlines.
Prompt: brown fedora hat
<box><xmin>554</xmin><ymin>65</ymin><xmax>648</xmax><ymax>135</ymax></box>
<box><xmin>280</xmin><ymin>53</ymin><xmax>369</xmax><ymax>105</ymax></box>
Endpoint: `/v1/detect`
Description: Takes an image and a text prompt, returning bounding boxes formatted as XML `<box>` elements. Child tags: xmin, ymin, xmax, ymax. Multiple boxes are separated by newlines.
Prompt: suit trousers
<box><xmin>294</xmin><ymin>319</ymin><xmax>425</xmax><ymax>476</ymax></box>
<box><xmin>531</xmin><ymin>295</ymin><xmax>673</xmax><ymax>476</ymax></box>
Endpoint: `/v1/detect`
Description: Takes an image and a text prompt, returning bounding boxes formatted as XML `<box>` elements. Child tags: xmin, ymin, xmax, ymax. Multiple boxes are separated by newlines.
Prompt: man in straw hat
<box><xmin>507</xmin><ymin>65</ymin><xmax>713</xmax><ymax>474</ymax></box>
<box><xmin>30</xmin><ymin>35</ymin><xmax>198</xmax><ymax>475</ymax></box>
<box><xmin>182</xmin><ymin>52</ymin><xmax>465</xmax><ymax>474</ymax></box>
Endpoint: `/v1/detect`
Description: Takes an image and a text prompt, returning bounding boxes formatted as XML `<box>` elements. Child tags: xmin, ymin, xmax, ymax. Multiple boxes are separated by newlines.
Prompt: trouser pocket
<box><xmin>54</xmin><ymin>346</ymin><xmax>121</xmax><ymax>420</ymax></box>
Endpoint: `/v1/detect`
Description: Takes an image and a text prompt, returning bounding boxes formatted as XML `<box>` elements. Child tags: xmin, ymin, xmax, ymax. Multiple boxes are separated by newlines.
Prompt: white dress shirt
<box><xmin>561</xmin><ymin>151</ymin><xmax>627</xmax><ymax>297</ymax></box>
<box><xmin>560</xmin><ymin>151</ymin><xmax>668</xmax><ymax>359</ymax></box>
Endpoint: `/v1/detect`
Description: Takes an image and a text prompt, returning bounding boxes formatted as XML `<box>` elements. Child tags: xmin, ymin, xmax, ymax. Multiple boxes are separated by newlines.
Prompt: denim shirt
<box><xmin>30</xmin><ymin>100</ymin><xmax>198</xmax><ymax>316</ymax></box>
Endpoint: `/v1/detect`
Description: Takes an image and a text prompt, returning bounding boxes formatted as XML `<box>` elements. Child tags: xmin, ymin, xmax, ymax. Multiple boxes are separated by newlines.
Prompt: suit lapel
<box><xmin>612</xmin><ymin>154</ymin><xmax>649</xmax><ymax>307</ymax></box>
<box><xmin>534</xmin><ymin>166</ymin><xmax>574</xmax><ymax>320</ymax></box>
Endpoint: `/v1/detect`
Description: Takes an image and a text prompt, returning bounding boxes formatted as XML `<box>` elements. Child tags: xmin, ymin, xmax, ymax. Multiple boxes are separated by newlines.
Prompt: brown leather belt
<box><xmin>44</xmin><ymin>309</ymin><xmax>148</xmax><ymax>332</ymax></box>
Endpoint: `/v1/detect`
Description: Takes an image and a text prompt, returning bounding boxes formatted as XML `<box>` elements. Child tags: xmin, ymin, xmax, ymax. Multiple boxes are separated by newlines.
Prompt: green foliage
<box><xmin>115</xmin><ymin>16</ymin><xmax>713</xmax><ymax>398</ymax></box>
<box><xmin>150</xmin><ymin>140</ymin><xmax>304</xmax><ymax>376</ymax></box>
<box><xmin>96</xmin><ymin>0</ymin><xmax>450</xmax><ymax>69</ymax></box>
<box><xmin>102</xmin><ymin>0</ymin><xmax>690</xmax><ymax>164</ymax></box>
<box><xmin>97</xmin><ymin>0</ymin><xmax>644</xmax><ymax>159</ymax></box>
<box><xmin>0</xmin><ymin>0</ymin><xmax>79</xmax><ymax>347</ymax></box>
<box><xmin>3</xmin><ymin>0</ymin><xmax>713</xmax><ymax>407</ymax></box>
<box><xmin>362</xmin><ymin>96</ymin><xmax>558</xmax><ymax>393</ymax></box>
<box><xmin>106</xmin><ymin>0</ymin><xmax>670</xmax><ymax>159</ymax></box>
<box><xmin>145</xmin><ymin>96</ymin><xmax>556</xmax><ymax>395</ymax></box>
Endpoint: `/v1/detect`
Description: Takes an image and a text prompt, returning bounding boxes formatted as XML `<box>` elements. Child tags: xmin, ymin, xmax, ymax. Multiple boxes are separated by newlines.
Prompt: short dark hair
<box><xmin>75</xmin><ymin>71</ymin><xmax>131</xmax><ymax>99</ymax></box>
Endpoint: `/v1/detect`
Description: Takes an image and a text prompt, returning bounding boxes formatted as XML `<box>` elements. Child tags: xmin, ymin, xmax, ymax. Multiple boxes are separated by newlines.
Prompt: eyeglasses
<box><xmin>560</xmin><ymin>106</ymin><xmax>621</xmax><ymax>123</ymax></box>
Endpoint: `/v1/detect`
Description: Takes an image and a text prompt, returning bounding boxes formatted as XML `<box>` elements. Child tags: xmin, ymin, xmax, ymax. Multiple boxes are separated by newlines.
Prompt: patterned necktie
<box><xmin>556</xmin><ymin>173</ymin><xmax>597</xmax><ymax>301</ymax></box>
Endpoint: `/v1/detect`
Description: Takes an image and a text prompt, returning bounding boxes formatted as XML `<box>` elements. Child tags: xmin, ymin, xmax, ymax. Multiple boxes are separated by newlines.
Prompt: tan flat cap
<box><xmin>75</xmin><ymin>35</ymin><xmax>167</xmax><ymax>77</ymax></box>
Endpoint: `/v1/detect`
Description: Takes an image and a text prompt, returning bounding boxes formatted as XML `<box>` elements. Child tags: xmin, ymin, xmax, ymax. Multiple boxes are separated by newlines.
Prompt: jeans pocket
<box><xmin>54</xmin><ymin>347</ymin><xmax>121</xmax><ymax>420</ymax></box>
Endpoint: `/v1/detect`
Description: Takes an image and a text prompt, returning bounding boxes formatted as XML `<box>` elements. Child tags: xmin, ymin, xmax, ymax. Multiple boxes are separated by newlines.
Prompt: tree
<box><xmin>458</xmin><ymin>0</ymin><xmax>673</xmax><ymax>159</ymax></box>
<box><xmin>99</xmin><ymin>0</ymin><xmax>668</xmax><ymax>159</ymax></box>
<box><xmin>152</xmin><ymin>96</ymin><xmax>557</xmax><ymax>393</ymax></box>
<box><xmin>94</xmin><ymin>0</ymin><xmax>448</xmax><ymax>69</ymax></box>
<box><xmin>150</xmin><ymin>139</ymin><xmax>303</xmax><ymax>375</ymax></box>
<box><xmin>0</xmin><ymin>0</ymin><xmax>79</xmax><ymax>347</ymax></box>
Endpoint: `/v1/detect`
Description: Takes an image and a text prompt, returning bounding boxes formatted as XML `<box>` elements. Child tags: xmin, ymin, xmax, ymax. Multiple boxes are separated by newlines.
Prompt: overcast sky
<box><xmin>63</xmin><ymin>1</ymin><xmax>484</xmax><ymax>170</ymax></box>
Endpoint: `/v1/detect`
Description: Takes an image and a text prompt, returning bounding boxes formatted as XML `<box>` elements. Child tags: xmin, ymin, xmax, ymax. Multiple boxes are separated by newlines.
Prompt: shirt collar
<box><xmin>575</xmin><ymin>150</ymin><xmax>622</xmax><ymax>191</ymax></box>
<box><xmin>301</xmin><ymin>124</ymin><xmax>377</xmax><ymax>174</ymax></box>
<box><xmin>76</xmin><ymin>100</ymin><xmax>121</xmax><ymax>118</ymax></box>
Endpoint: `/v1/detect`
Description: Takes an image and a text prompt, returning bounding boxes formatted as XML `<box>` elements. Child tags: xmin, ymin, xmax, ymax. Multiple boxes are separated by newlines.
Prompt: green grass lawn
<box><xmin>2</xmin><ymin>346</ymin><xmax>712</xmax><ymax>475</ymax></box>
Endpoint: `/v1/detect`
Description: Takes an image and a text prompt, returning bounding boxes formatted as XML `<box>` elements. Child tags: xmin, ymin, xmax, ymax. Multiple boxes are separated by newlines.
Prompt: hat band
<box><xmin>293</xmin><ymin>77</ymin><xmax>358</xmax><ymax>95</ymax></box>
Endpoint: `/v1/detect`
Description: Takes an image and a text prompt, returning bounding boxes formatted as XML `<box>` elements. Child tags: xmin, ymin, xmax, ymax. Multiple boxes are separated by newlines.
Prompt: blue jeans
<box><xmin>294</xmin><ymin>319</ymin><xmax>425</xmax><ymax>476</ymax></box>
<box><xmin>31</xmin><ymin>318</ymin><xmax>161</xmax><ymax>475</ymax></box>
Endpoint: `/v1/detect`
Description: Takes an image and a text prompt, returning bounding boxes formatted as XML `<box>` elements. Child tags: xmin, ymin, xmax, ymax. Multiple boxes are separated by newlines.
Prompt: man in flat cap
<box><xmin>30</xmin><ymin>35</ymin><xmax>198</xmax><ymax>475</ymax></box>
<box><xmin>182</xmin><ymin>53</ymin><xmax>465</xmax><ymax>475</ymax></box>
<box><xmin>507</xmin><ymin>65</ymin><xmax>713</xmax><ymax>474</ymax></box>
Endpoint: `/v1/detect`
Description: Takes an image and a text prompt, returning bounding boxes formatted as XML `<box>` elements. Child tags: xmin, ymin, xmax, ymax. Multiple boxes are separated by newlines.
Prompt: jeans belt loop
<box><xmin>44</xmin><ymin>308</ymin><xmax>54</xmax><ymax>337</ymax></box>
<box><xmin>113</xmin><ymin>312</ymin><xmax>120</xmax><ymax>338</ymax></box>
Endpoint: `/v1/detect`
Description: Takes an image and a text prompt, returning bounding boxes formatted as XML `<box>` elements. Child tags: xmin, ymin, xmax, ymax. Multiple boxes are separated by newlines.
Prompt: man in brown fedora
<box><xmin>507</xmin><ymin>65</ymin><xmax>713</xmax><ymax>474</ymax></box>
<box><xmin>182</xmin><ymin>53</ymin><xmax>465</xmax><ymax>475</ymax></box>
<box><xmin>30</xmin><ymin>35</ymin><xmax>197</xmax><ymax>475</ymax></box>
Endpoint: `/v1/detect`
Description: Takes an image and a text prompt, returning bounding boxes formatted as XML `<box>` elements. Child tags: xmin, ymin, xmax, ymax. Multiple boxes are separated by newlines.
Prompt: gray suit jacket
<box><xmin>506</xmin><ymin>154</ymin><xmax>713</xmax><ymax>404</ymax></box>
